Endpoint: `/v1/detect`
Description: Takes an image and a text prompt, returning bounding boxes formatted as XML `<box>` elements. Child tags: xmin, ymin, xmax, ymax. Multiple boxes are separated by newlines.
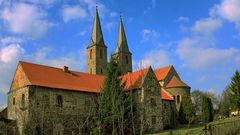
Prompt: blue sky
<box><xmin>0</xmin><ymin>0</ymin><xmax>240</xmax><ymax>109</ymax></box>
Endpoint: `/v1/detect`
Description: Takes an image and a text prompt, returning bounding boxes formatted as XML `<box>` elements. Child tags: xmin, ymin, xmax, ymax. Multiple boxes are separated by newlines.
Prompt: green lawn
<box><xmin>150</xmin><ymin>117</ymin><xmax>240</xmax><ymax>135</ymax></box>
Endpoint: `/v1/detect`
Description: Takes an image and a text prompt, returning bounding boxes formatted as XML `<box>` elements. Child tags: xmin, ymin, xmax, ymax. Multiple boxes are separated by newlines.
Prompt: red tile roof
<box><xmin>120</xmin><ymin>68</ymin><xmax>148</xmax><ymax>90</ymax></box>
<box><xmin>161</xmin><ymin>89</ymin><xmax>174</xmax><ymax>101</ymax></box>
<box><xmin>154</xmin><ymin>65</ymin><xmax>173</xmax><ymax>81</ymax></box>
<box><xmin>20</xmin><ymin>61</ymin><xmax>105</xmax><ymax>93</ymax></box>
<box><xmin>165</xmin><ymin>76</ymin><xmax>190</xmax><ymax>88</ymax></box>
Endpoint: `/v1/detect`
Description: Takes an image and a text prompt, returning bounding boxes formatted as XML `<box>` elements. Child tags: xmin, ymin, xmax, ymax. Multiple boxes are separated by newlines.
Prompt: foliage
<box><xmin>191</xmin><ymin>90</ymin><xmax>204</xmax><ymax>116</ymax></box>
<box><xmin>201</xmin><ymin>94</ymin><xmax>213</xmax><ymax>123</ymax></box>
<box><xmin>96</xmin><ymin>57</ymin><xmax>136</xmax><ymax>134</ymax></box>
<box><xmin>228</xmin><ymin>70</ymin><xmax>240</xmax><ymax>111</ymax></box>
<box><xmin>180</xmin><ymin>94</ymin><xmax>196</xmax><ymax>127</ymax></box>
<box><xmin>0</xmin><ymin>121</ymin><xmax>7</xmax><ymax>135</ymax></box>
<box><xmin>219</xmin><ymin>87</ymin><xmax>231</xmax><ymax>117</ymax></box>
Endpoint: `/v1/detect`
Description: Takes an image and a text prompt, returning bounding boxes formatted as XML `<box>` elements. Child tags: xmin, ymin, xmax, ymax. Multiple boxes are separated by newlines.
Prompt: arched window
<box><xmin>100</xmin><ymin>49</ymin><xmax>103</xmax><ymax>59</ymax></box>
<box><xmin>126</xmin><ymin>55</ymin><xmax>128</xmax><ymax>64</ymax></box>
<box><xmin>13</xmin><ymin>97</ymin><xmax>15</xmax><ymax>105</ymax></box>
<box><xmin>90</xmin><ymin>49</ymin><xmax>93</xmax><ymax>59</ymax></box>
<box><xmin>57</xmin><ymin>95</ymin><xmax>63</xmax><ymax>107</ymax></box>
<box><xmin>100</xmin><ymin>68</ymin><xmax>103</xmax><ymax>74</ymax></box>
<box><xmin>90</xmin><ymin>68</ymin><xmax>92</xmax><ymax>74</ymax></box>
<box><xmin>22</xmin><ymin>94</ymin><xmax>25</xmax><ymax>107</ymax></box>
<box><xmin>176</xmin><ymin>95</ymin><xmax>180</xmax><ymax>104</ymax></box>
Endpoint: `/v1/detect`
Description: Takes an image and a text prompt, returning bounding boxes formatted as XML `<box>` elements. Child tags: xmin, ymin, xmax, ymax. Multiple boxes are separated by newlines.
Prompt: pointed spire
<box><xmin>115</xmin><ymin>16</ymin><xmax>130</xmax><ymax>53</ymax></box>
<box><xmin>89</xmin><ymin>6</ymin><xmax>105</xmax><ymax>47</ymax></box>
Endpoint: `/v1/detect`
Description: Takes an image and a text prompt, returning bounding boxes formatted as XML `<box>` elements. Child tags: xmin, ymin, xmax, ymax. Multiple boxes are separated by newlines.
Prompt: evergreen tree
<box><xmin>96</xmin><ymin>57</ymin><xmax>135</xmax><ymax>134</ymax></box>
<box><xmin>181</xmin><ymin>94</ymin><xmax>195</xmax><ymax>127</ymax></box>
<box><xmin>228</xmin><ymin>70</ymin><xmax>240</xmax><ymax>111</ymax></box>
<box><xmin>201</xmin><ymin>95</ymin><xmax>213</xmax><ymax>123</ymax></box>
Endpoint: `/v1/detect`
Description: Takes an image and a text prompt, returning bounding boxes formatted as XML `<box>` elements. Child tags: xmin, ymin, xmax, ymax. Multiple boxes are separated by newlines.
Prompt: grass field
<box><xmin>150</xmin><ymin>117</ymin><xmax>240</xmax><ymax>135</ymax></box>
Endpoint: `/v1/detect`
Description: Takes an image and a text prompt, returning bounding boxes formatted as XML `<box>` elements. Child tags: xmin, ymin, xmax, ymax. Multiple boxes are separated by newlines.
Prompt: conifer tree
<box><xmin>201</xmin><ymin>95</ymin><xmax>213</xmax><ymax>123</ymax></box>
<box><xmin>228</xmin><ymin>70</ymin><xmax>240</xmax><ymax>111</ymax></box>
<box><xmin>96</xmin><ymin>57</ymin><xmax>135</xmax><ymax>134</ymax></box>
<box><xmin>181</xmin><ymin>94</ymin><xmax>195</xmax><ymax>127</ymax></box>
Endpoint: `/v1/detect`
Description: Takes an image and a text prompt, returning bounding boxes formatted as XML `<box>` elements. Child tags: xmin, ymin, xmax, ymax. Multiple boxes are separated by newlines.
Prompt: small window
<box><xmin>177</xmin><ymin>95</ymin><xmax>180</xmax><ymax>104</ymax></box>
<box><xmin>126</xmin><ymin>55</ymin><xmax>128</xmax><ymax>64</ymax></box>
<box><xmin>164</xmin><ymin>103</ymin><xmax>167</xmax><ymax>109</ymax></box>
<box><xmin>100</xmin><ymin>49</ymin><xmax>103</xmax><ymax>59</ymax></box>
<box><xmin>90</xmin><ymin>49</ymin><xmax>93</xmax><ymax>59</ymax></box>
<box><xmin>150</xmin><ymin>98</ymin><xmax>156</xmax><ymax>107</ymax></box>
<box><xmin>57</xmin><ymin>95</ymin><xmax>63</xmax><ymax>107</ymax></box>
<box><xmin>13</xmin><ymin>97</ymin><xmax>15</xmax><ymax>105</ymax></box>
<box><xmin>90</xmin><ymin>68</ymin><xmax>92</xmax><ymax>74</ymax></box>
<box><xmin>100</xmin><ymin>68</ymin><xmax>103</xmax><ymax>74</ymax></box>
<box><xmin>22</xmin><ymin>94</ymin><xmax>25</xmax><ymax>107</ymax></box>
<box><xmin>152</xmin><ymin>116</ymin><xmax>156</xmax><ymax>125</ymax></box>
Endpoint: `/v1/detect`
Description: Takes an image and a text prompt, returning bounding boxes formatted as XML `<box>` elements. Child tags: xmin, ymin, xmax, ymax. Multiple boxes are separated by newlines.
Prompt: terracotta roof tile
<box><xmin>20</xmin><ymin>61</ymin><xmax>105</xmax><ymax>93</ymax></box>
<box><xmin>161</xmin><ymin>89</ymin><xmax>174</xmax><ymax>101</ymax></box>
<box><xmin>120</xmin><ymin>68</ymin><xmax>148</xmax><ymax>90</ymax></box>
<box><xmin>165</xmin><ymin>76</ymin><xmax>190</xmax><ymax>88</ymax></box>
<box><xmin>154</xmin><ymin>65</ymin><xmax>173</xmax><ymax>80</ymax></box>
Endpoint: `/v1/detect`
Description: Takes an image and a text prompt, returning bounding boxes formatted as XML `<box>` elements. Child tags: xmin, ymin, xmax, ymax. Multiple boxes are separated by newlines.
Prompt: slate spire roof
<box><xmin>115</xmin><ymin>16</ymin><xmax>130</xmax><ymax>53</ymax></box>
<box><xmin>89</xmin><ymin>6</ymin><xmax>105</xmax><ymax>47</ymax></box>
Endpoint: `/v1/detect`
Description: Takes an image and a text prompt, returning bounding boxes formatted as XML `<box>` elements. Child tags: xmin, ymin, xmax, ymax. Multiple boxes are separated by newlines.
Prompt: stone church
<box><xmin>4</xmin><ymin>7</ymin><xmax>190</xmax><ymax>135</ymax></box>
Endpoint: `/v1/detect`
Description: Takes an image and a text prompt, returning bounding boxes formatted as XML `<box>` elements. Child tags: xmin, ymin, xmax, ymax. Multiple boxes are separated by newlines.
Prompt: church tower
<box><xmin>87</xmin><ymin>7</ymin><xmax>107</xmax><ymax>75</ymax></box>
<box><xmin>113</xmin><ymin>16</ymin><xmax>132</xmax><ymax>74</ymax></box>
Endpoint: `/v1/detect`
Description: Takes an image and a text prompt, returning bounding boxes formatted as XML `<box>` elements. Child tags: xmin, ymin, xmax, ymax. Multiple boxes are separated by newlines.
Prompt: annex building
<box><xmin>3</xmin><ymin>7</ymin><xmax>190</xmax><ymax>135</ymax></box>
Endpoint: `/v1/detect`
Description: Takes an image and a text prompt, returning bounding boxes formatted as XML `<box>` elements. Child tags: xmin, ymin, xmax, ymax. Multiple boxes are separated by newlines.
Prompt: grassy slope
<box><xmin>150</xmin><ymin>117</ymin><xmax>240</xmax><ymax>135</ymax></box>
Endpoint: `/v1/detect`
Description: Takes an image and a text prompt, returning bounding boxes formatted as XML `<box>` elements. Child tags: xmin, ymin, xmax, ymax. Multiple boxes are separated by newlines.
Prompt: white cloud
<box><xmin>0</xmin><ymin>44</ymin><xmax>24</xmax><ymax>63</ymax></box>
<box><xmin>141</xmin><ymin>29</ymin><xmax>160</xmax><ymax>43</ymax></box>
<box><xmin>178</xmin><ymin>16</ymin><xmax>190</xmax><ymax>22</ymax></box>
<box><xmin>20</xmin><ymin>0</ymin><xmax>56</xmax><ymax>6</ymax></box>
<box><xmin>1</xmin><ymin>3</ymin><xmax>54</xmax><ymax>38</ymax></box>
<box><xmin>211</xmin><ymin>0</ymin><xmax>240</xmax><ymax>29</ymax></box>
<box><xmin>140</xmin><ymin>50</ymin><xmax>172</xmax><ymax>69</ymax></box>
<box><xmin>177</xmin><ymin>38</ymin><xmax>240</xmax><ymax>69</ymax></box>
<box><xmin>192</xmin><ymin>18</ymin><xmax>222</xmax><ymax>35</ymax></box>
<box><xmin>62</xmin><ymin>5</ymin><xmax>87</xmax><ymax>23</ymax></box>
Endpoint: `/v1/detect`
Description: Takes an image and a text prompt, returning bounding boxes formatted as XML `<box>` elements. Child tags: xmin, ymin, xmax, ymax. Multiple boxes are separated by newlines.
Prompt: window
<box><xmin>100</xmin><ymin>68</ymin><xmax>103</xmax><ymax>74</ymax></box>
<box><xmin>150</xmin><ymin>98</ymin><xmax>156</xmax><ymax>107</ymax></box>
<box><xmin>176</xmin><ymin>95</ymin><xmax>180</xmax><ymax>104</ymax></box>
<box><xmin>22</xmin><ymin>94</ymin><xmax>25</xmax><ymax>107</ymax></box>
<box><xmin>90</xmin><ymin>49</ymin><xmax>93</xmax><ymax>59</ymax></box>
<box><xmin>152</xmin><ymin>116</ymin><xmax>156</xmax><ymax>125</ymax></box>
<box><xmin>57</xmin><ymin>95</ymin><xmax>63</xmax><ymax>107</ymax></box>
<box><xmin>13</xmin><ymin>97</ymin><xmax>15</xmax><ymax>105</ymax></box>
<box><xmin>90</xmin><ymin>68</ymin><xmax>92</xmax><ymax>74</ymax></box>
<box><xmin>100</xmin><ymin>49</ymin><xmax>103</xmax><ymax>59</ymax></box>
<box><xmin>126</xmin><ymin>55</ymin><xmax>128</xmax><ymax>64</ymax></box>
<box><xmin>164</xmin><ymin>103</ymin><xmax>167</xmax><ymax>109</ymax></box>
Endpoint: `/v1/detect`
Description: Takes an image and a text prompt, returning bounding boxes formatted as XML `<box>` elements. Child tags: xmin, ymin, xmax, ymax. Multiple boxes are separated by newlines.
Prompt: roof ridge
<box><xmin>19</xmin><ymin>61</ymin><xmax>105</xmax><ymax>77</ymax></box>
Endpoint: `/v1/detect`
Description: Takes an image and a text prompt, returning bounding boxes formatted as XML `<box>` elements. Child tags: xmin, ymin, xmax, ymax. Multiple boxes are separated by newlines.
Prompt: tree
<box><xmin>191</xmin><ymin>90</ymin><xmax>204</xmax><ymax>116</ymax></box>
<box><xmin>219</xmin><ymin>88</ymin><xmax>230</xmax><ymax>118</ymax></box>
<box><xmin>201</xmin><ymin>94</ymin><xmax>213</xmax><ymax>123</ymax></box>
<box><xmin>96</xmin><ymin>57</ymin><xmax>135</xmax><ymax>134</ymax></box>
<box><xmin>180</xmin><ymin>94</ymin><xmax>196</xmax><ymax>127</ymax></box>
<box><xmin>228</xmin><ymin>70</ymin><xmax>240</xmax><ymax>112</ymax></box>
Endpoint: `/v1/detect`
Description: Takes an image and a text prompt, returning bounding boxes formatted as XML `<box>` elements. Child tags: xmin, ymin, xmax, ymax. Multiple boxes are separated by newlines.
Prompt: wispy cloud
<box><xmin>62</xmin><ymin>5</ymin><xmax>87</xmax><ymax>23</ymax></box>
<box><xmin>1</xmin><ymin>3</ymin><xmax>54</xmax><ymax>38</ymax></box>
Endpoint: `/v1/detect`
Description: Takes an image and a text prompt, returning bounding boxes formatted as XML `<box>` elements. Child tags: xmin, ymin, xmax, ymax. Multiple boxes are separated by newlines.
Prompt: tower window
<box><xmin>90</xmin><ymin>49</ymin><xmax>93</xmax><ymax>59</ymax></box>
<box><xmin>100</xmin><ymin>48</ymin><xmax>103</xmax><ymax>59</ymax></box>
<box><xmin>176</xmin><ymin>95</ymin><xmax>180</xmax><ymax>104</ymax></box>
<box><xmin>22</xmin><ymin>94</ymin><xmax>25</xmax><ymax>107</ymax></box>
<box><xmin>126</xmin><ymin>55</ymin><xmax>128</xmax><ymax>64</ymax></box>
<box><xmin>13</xmin><ymin>97</ymin><xmax>15</xmax><ymax>105</ymax></box>
<box><xmin>90</xmin><ymin>68</ymin><xmax>92</xmax><ymax>74</ymax></box>
<box><xmin>56</xmin><ymin>95</ymin><xmax>63</xmax><ymax>107</ymax></box>
<box><xmin>100</xmin><ymin>68</ymin><xmax>103</xmax><ymax>74</ymax></box>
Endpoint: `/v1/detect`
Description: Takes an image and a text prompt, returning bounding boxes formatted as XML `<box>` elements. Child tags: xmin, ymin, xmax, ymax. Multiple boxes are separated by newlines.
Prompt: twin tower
<box><xmin>87</xmin><ymin>7</ymin><xmax>132</xmax><ymax>75</ymax></box>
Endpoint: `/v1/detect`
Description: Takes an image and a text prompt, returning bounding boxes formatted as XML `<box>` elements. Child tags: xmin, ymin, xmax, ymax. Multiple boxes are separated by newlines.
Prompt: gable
<box><xmin>9</xmin><ymin>63</ymin><xmax>31</xmax><ymax>92</ymax></box>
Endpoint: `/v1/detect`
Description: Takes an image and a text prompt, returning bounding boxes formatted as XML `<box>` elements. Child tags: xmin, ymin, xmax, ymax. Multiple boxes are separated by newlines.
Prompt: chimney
<box><xmin>63</xmin><ymin>66</ymin><xmax>69</xmax><ymax>73</ymax></box>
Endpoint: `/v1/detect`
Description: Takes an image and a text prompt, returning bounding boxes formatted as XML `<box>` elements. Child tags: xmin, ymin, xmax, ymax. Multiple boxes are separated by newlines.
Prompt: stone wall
<box><xmin>138</xmin><ymin>67</ymin><xmax>163</xmax><ymax>133</ymax></box>
<box><xmin>162</xmin><ymin>100</ymin><xmax>178</xmax><ymax>129</ymax></box>
<box><xmin>87</xmin><ymin>45</ymin><xmax>107</xmax><ymax>75</ymax></box>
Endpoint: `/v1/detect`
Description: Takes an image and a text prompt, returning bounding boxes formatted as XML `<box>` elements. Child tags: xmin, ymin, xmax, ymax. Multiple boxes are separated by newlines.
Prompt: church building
<box><xmin>5</xmin><ymin>7</ymin><xmax>190</xmax><ymax>135</ymax></box>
